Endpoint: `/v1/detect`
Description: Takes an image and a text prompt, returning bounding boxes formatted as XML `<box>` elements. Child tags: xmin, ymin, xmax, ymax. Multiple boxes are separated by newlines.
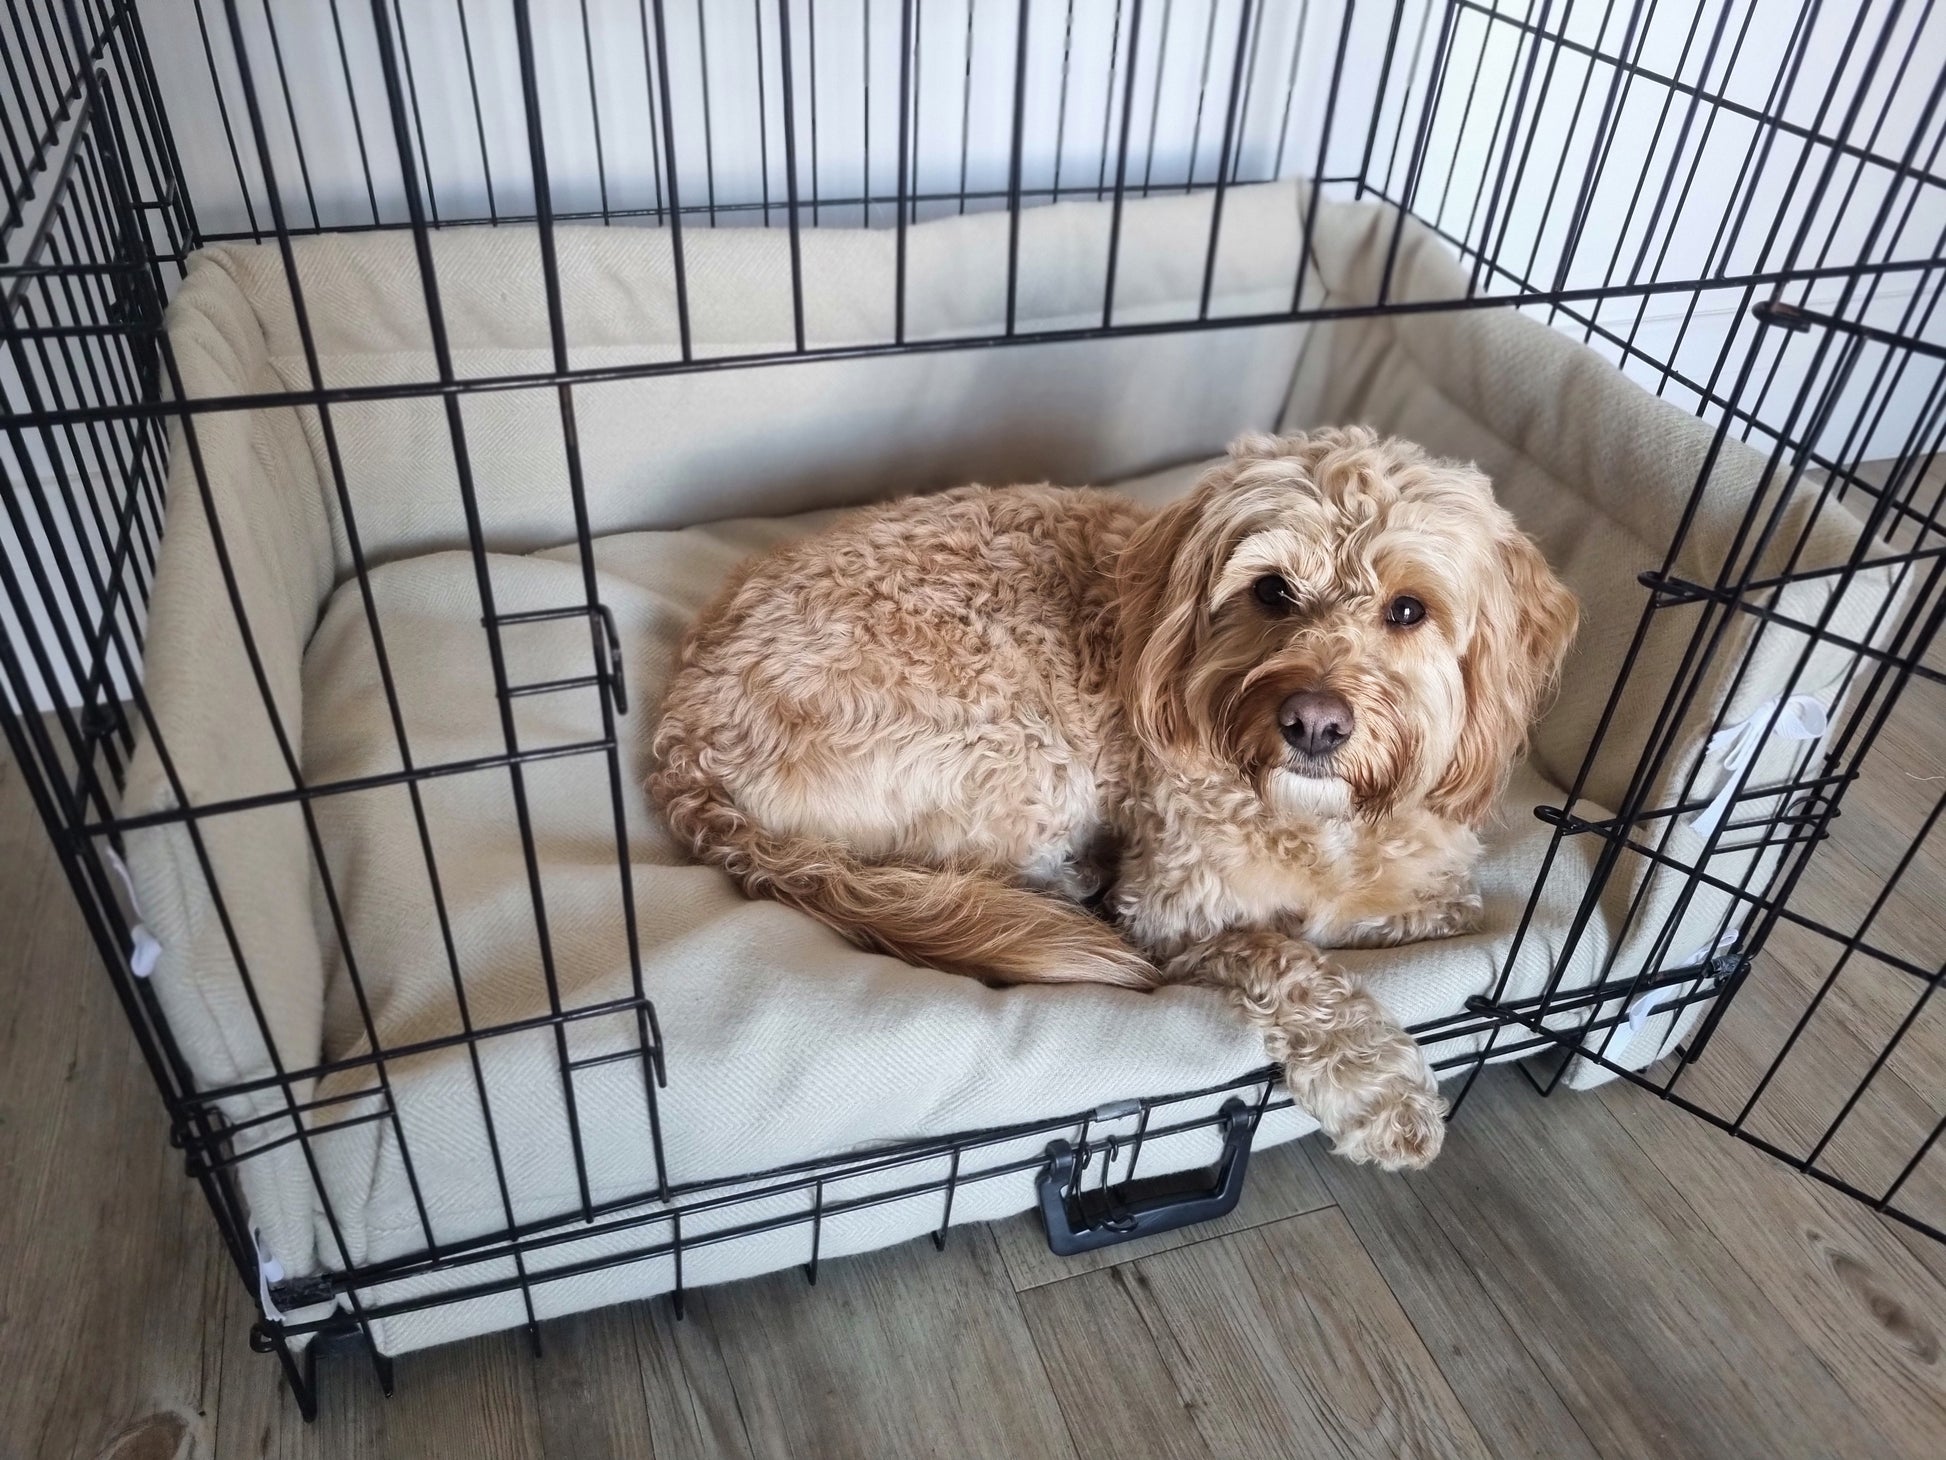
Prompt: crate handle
<box><xmin>1036</xmin><ymin>1098</ymin><xmax>1255</xmax><ymax>1256</ymax></box>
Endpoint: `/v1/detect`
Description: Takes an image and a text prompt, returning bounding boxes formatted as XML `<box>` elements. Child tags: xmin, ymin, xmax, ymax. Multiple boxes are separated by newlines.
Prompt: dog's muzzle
<box><xmin>1278</xmin><ymin>689</ymin><xmax>1354</xmax><ymax>759</ymax></box>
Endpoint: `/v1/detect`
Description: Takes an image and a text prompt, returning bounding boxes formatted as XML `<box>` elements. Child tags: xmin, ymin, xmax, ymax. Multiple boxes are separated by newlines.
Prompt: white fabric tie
<box><xmin>101</xmin><ymin>848</ymin><xmax>163</xmax><ymax>979</ymax></box>
<box><xmin>1622</xmin><ymin>927</ymin><xmax>1742</xmax><ymax>1041</ymax></box>
<box><xmin>1689</xmin><ymin>694</ymin><xmax>1827</xmax><ymax>840</ymax></box>
<box><xmin>253</xmin><ymin>1226</ymin><xmax>286</xmax><ymax>1322</ymax></box>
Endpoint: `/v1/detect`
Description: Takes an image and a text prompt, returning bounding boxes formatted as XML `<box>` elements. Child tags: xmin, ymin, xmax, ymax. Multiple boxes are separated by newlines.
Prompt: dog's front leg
<box><xmin>1328</xmin><ymin>888</ymin><xmax>1484</xmax><ymax>950</ymax></box>
<box><xmin>1165</xmin><ymin>928</ymin><xmax>1445</xmax><ymax>1170</ymax></box>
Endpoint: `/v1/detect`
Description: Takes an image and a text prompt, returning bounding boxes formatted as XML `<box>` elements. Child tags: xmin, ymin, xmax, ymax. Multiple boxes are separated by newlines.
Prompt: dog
<box><xmin>650</xmin><ymin>428</ymin><xmax>1577</xmax><ymax>1169</ymax></box>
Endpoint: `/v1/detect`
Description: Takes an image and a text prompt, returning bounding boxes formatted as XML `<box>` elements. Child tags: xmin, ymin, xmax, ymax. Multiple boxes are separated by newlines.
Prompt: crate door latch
<box><xmin>1036</xmin><ymin>1098</ymin><xmax>1255</xmax><ymax>1256</ymax></box>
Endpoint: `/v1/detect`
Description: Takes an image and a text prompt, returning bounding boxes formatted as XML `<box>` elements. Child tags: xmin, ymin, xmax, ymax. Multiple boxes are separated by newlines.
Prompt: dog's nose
<box><xmin>1278</xmin><ymin>689</ymin><xmax>1354</xmax><ymax>757</ymax></box>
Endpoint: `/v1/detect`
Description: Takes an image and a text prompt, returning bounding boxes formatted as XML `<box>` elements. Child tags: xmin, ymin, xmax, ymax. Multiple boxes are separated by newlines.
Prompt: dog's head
<box><xmin>1114</xmin><ymin>428</ymin><xmax>1577</xmax><ymax>825</ymax></box>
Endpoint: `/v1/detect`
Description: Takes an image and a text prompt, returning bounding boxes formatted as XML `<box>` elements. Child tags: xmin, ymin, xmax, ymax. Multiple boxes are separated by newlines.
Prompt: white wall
<box><xmin>139</xmin><ymin>0</ymin><xmax>1946</xmax><ymax>472</ymax></box>
<box><xmin>138</xmin><ymin>0</ymin><xmax>1943</xmax><ymax>417</ymax></box>
<box><xmin>6</xmin><ymin>0</ymin><xmax>1944</xmax><ymax>711</ymax></box>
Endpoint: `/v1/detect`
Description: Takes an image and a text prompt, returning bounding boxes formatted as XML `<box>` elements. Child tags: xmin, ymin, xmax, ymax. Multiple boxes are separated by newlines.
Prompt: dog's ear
<box><xmin>1114</xmin><ymin>484</ymin><xmax>1220</xmax><ymax>757</ymax></box>
<box><xmin>1427</xmin><ymin>523</ymin><xmax>1578</xmax><ymax>825</ymax></box>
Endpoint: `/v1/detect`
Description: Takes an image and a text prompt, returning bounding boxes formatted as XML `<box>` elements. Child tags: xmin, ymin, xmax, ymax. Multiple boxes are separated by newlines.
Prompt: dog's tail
<box><xmin>649</xmin><ymin>734</ymin><xmax>1155</xmax><ymax>989</ymax></box>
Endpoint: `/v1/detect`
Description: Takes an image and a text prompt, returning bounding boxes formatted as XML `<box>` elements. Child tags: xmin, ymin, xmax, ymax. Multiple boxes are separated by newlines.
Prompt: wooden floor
<box><xmin>8</xmin><ymin>458</ymin><xmax>1946</xmax><ymax>1460</ymax></box>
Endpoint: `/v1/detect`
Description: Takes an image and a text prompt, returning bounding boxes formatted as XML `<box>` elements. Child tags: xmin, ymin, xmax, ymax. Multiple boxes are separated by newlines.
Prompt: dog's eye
<box><xmin>1253</xmin><ymin>575</ymin><xmax>1294</xmax><ymax>611</ymax></box>
<box><xmin>1385</xmin><ymin>595</ymin><xmax>1427</xmax><ymax>627</ymax></box>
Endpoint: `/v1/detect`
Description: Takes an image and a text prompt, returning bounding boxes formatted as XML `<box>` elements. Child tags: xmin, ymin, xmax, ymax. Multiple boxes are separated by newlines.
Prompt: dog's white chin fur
<box><xmin>1266</xmin><ymin>769</ymin><xmax>1355</xmax><ymax>821</ymax></box>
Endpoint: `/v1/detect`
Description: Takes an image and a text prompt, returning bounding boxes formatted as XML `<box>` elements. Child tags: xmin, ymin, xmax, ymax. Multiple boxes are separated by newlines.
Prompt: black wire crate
<box><xmin>2</xmin><ymin>0</ymin><xmax>1944</xmax><ymax>1417</ymax></box>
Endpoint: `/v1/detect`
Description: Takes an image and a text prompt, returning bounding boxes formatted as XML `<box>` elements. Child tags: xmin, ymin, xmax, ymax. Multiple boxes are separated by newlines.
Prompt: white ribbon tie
<box><xmin>1623</xmin><ymin>927</ymin><xmax>1742</xmax><ymax>1041</ymax></box>
<box><xmin>254</xmin><ymin>1226</ymin><xmax>286</xmax><ymax>1323</ymax></box>
<box><xmin>101</xmin><ymin>848</ymin><xmax>163</xmax><ymax>979</ymax></box>
<box><xmin>1689</xmin><ymin>694</ymin><xmax>1827</xmax><ymax>840</ymax></box>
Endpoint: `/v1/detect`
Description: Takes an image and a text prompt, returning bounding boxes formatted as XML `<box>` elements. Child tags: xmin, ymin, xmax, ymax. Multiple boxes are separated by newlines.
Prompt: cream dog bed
<box><xmin>120</xmin><ymin>182</ymin><xmax>1894</xmax><ymax>1354</ymax></box>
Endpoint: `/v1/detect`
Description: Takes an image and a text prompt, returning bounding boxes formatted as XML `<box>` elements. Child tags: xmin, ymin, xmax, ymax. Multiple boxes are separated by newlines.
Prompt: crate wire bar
<box><xmin>3</xmin><ymin>0</ymin><xmax>1944</xmax><ymax>1419</ymax></box>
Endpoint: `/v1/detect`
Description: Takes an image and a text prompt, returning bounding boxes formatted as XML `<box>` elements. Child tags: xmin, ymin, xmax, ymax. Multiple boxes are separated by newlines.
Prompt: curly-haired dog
<box><xmin>651</xmin><ymin>429</ymin><xmax>1577</xmax><ymax>1169</ymax></box>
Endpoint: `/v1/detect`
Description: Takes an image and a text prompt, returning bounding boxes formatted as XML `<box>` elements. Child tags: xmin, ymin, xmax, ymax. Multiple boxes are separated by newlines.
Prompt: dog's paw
<box><xmin>1420</xmin><ymin>889</ymin><xmax>1484</xmax><ymax>940</ymax></box>
<box><xmin>1447</xmin><ymin>888</ymin><xmax>1486</xmax><ymax>933</ymax></box>
<box><xmin>1330</xmin><ymin>1074</ymin><xmax>1448</xmax><ymax>1171</ymax></box>
<box><xmin>1025</xmin><ymin>837</ymin><xmax>1120</xmax><ymax>905</ymax></box>
<box><xmin>1331</xmin><ymin>889</ymin><xmax>1483</xmax><ymax>949</ymax></box>
<box><xmin>1052</xmin><ymin>853</ymin><xmax>1108</xmax><ymax>903</ymax></box>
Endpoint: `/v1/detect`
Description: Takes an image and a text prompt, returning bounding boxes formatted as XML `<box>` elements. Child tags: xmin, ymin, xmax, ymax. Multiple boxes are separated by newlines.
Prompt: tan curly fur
<box><xmin>650</xmin><ymin>428</ymin><xmax>1577</xmax><ymax>1170</ymax></box>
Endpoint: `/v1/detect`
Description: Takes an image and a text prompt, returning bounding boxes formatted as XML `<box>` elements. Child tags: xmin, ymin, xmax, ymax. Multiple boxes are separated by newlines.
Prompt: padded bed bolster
<box><xmin>188</xmin><ymin>181</ymin><xmax>1328</xmax><ymax>567</ymax></box>
<box><xmin>121</xmin><ymin>251</ymin><xmax>339</xmax><ymax>1287</ymax></box>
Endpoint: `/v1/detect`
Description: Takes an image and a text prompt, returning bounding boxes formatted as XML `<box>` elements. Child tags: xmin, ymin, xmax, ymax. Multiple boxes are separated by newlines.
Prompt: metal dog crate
<box><xmin>2</xmin><ymin>0</ymin><xmax>1943</xmax><ymax>1415</ymax></box>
